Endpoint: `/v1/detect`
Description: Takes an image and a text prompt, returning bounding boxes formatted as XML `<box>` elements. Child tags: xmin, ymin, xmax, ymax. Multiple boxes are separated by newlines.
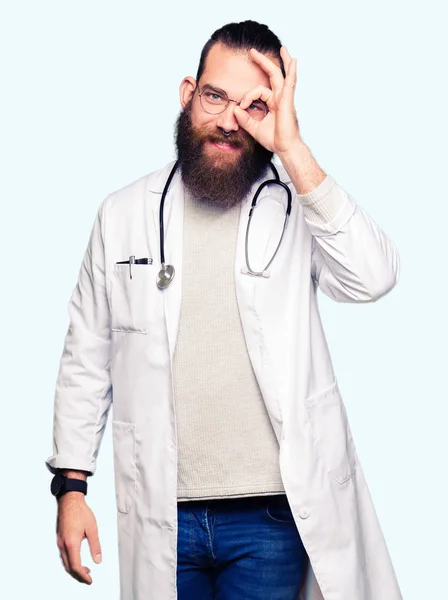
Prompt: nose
<box><xmin>215</xmin><ymin>101</ymin><xmax>239</xmax><ymax>134</ymax></box>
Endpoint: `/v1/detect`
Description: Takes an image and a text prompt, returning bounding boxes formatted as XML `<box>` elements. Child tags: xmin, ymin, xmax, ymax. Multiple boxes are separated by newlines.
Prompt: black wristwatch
<box><xmin>51</xmin><ymin>472</ymin><xmax>88</xmax><ymax>499</ymax></box>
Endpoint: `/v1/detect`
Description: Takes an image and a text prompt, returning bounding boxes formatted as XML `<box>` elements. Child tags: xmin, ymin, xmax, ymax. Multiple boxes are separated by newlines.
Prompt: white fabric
<box><xmin>46</xmin><ymin>160</ymin><xmax>403</xmax><ymax>599</ymax></box>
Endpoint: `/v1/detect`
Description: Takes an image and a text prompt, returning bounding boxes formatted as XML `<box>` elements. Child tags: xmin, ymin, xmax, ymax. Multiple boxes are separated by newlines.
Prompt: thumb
<box><xmin>86</xmin><ymin>525</ymin><xmax>102</xmax><ymax>564</ymax></box>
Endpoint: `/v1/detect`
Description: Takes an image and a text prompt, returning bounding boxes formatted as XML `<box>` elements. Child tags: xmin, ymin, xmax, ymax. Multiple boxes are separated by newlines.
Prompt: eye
<box><xmin>247</xmin><ymin>100</ymin><xmax>266</xmax><ymax>112</ymax></box>
<box><xmin>205</xmin><ymin>91</ymin><xmax>223</xmax><ymax>102</ymax></box>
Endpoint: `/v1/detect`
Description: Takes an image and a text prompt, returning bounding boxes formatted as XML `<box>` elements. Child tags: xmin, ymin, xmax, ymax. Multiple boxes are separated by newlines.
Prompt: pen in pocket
<box><xmin>116</xmin><ymin>256</ymin><xmax>153</xmax><ymax>279</ymax></box>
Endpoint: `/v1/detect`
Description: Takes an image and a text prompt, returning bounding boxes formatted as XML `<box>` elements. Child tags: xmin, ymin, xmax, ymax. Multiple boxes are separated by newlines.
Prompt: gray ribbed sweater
<box><xmin>174</xmin><ymin>185</ymin><xmax>286</xmax><ymax>501</ymax></box>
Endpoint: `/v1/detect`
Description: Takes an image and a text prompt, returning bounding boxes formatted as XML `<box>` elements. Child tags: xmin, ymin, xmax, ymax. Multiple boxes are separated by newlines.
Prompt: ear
<box><xmin>179</xmin><ymin>76</ymin><xmax>197</xmax><ymax>109</ymax></box>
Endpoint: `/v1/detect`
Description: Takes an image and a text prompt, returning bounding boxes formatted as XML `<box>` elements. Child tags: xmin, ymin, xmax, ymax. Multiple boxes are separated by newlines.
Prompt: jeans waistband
<box><xmin>177</xmin><ymin>493</ymin><xmax>287</xmax><ymax>509</ymax></box>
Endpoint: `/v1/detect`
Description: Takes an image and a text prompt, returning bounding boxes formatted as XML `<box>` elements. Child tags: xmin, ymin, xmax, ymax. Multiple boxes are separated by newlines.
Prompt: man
<box><xmin>46</xmin><ymin>20</ymin><xmax>403</xmax><ymax>600</ymax></box>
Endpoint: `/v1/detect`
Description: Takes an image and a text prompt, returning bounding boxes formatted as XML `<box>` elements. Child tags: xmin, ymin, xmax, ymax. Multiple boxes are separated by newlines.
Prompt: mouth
<box><xmin>208</xmin><ymin>140</ymin><xmax>242</xmax><ymax>152</ymax></box>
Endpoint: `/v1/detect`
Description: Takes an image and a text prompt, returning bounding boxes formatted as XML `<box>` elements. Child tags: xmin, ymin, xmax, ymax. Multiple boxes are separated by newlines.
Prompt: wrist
<box><xmin>277</xmin><ymin>139</ymin><xmax>327</xmax><ymax>196</ymax></box>
<box><xmin>57</xmin><ymin>490</ymin><xmax>86</xmax><ymax>502</ymax></box>
<box><xmin>60</xmin><ymin>469</ymin><xmax>88</xmax><ymax>481</ymax></box>
<box><xmin>276</xmin><ymin>137</ymin><xmax>306</xmax><ymax>163</ymax></box>
<box><xmin>51</xmin><ymin>472</ymin><xmax>88</xmax><ymax>500</ymax></box>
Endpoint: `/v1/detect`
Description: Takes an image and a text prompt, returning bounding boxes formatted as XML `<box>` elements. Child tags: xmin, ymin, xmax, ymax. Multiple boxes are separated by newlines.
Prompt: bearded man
<box><xmin>46</xmin><ymin>19</ymin><xmax>403</xmax><ymax>600</ymax></box>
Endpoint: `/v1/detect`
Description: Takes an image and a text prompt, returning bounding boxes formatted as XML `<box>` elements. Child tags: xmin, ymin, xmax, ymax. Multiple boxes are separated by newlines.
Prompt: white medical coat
<box><xmin>46</xmin><ymin>160</ymin><xmax>403</xmax><ymax>599</ymax></box>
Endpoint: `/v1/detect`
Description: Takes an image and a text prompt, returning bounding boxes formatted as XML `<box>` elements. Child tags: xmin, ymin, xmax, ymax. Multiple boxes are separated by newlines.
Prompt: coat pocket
<box><xmin>110</xmin><ymin>264</ymin><xmax>153</xmax><ymax>333</ymax></box>
<box><xmin>304</xmin><ymin>380</ymin><xmax>357</xmax><ymax>484</ymax></box>
<box><xmin>112</xmin><ymin>420</ymin><xmax>136</xmax><ymax>513</ymax></box>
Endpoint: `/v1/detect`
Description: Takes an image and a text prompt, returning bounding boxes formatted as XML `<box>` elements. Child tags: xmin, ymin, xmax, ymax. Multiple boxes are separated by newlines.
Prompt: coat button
<box><xmin>299</xmin><ymin>508</ymin><xmax>310</xmax><ymax>519</ymax></box>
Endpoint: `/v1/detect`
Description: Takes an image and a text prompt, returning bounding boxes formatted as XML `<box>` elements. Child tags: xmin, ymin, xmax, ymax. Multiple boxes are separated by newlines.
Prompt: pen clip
<box><xmin>129</xmin><ymin>255</ymin><xmax>135</xmax><ymax>279</ymax></box>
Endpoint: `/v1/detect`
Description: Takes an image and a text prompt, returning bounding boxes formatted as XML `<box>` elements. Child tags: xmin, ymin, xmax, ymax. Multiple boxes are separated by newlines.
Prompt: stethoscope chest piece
<box><xmin>156</xmin><ymin>263</ymin><xmax>175</xmax><ymax>289</ymax></box>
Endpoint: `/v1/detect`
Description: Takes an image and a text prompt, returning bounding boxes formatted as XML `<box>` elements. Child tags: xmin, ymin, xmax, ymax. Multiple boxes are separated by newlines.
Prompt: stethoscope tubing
<box><xmin>159</xmin><ymin>158</ymin><xmax>180</xmax><ymax>266</ymax></box>
<box><xmin>245</xmin><ymin>165</ymin><xmax>292</xmax><ymax>276</ymax></box>
<box><xmin>158</xmin><ymin>159</ymin><xmax>292</xmax><ymax>285</ymax></box>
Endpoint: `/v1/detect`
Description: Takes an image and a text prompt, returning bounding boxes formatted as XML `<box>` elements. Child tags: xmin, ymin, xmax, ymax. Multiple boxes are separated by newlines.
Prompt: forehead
<box><xmin>200</xmin><ymin>42</ymin><xmax>279</xmax><ymax>96</ymax></box>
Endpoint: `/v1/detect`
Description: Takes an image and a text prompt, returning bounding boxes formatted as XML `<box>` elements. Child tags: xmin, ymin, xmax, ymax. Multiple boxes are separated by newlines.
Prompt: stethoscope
<box><xmin>156</xmin><ymin>158</ymin><xmax>292</xmax><ymax>289</ymax></box>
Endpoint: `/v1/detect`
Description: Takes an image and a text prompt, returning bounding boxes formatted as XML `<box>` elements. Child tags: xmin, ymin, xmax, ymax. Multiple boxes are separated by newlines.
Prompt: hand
<box><xmin>234</xmin><ymin>46</ymin><xmax>301</xmax><ymax>154</ymax></box>
<box><xmin>56</xmin><ymin>493</ymin><xmax>102</xmax><ymax>584</ymax></box>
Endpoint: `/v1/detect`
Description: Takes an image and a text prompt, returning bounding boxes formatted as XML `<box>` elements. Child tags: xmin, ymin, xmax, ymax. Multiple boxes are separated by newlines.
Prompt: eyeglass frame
<box><xmin>195</xmin><ymin>84</ymin><xmax>269</xmax><ymax>117</ymax></box>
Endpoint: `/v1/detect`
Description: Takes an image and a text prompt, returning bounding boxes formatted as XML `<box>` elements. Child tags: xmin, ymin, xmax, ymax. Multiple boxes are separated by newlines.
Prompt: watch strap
<box><xmin>51</xmin><ymin>473</ymin><xmax>88</xmax><ymax>498</ymax></box>
<box><xmin>65</xmin><ymin>478</ymin><xmax>88</xmax><ymax>495</ymax></box>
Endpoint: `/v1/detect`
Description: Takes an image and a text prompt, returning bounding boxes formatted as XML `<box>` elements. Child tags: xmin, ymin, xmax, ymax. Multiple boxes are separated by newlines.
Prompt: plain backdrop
<box><xmin>1</xmin><ymin>1</ymin><xmax>447</xmax><ymax>598</ymax></box>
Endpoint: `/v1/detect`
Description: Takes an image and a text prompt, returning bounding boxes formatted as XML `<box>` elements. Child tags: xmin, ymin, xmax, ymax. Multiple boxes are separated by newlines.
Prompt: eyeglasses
<box><xmin>197</xmin><ymin>84</ymin><xmax>268</xmax><ymax>122</ymax></box>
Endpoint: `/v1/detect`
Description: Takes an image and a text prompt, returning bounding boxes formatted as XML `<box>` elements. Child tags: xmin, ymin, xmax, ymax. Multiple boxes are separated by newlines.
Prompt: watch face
<box><xmin>51</xmin><ymin>473</ymin><xmax>64</xmax><ymax>496</ymax></box>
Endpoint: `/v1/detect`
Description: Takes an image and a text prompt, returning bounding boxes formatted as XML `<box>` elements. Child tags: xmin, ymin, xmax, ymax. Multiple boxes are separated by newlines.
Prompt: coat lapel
<box><xmin>148</xmin><ymin>161</ymin><xmax>185</xmax><ymax>360</ymax></box>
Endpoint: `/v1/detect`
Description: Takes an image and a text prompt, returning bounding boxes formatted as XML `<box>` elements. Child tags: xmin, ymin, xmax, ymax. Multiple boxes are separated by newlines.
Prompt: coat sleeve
<box><xmin>297</xmin><ymin>174</ymin><xmax>400</xmax><ymax>302</ymax></box>
<box><xmin>45</xmin><ymin>197</ymin><xmax>112</xmax><ymax>476</ymax></box>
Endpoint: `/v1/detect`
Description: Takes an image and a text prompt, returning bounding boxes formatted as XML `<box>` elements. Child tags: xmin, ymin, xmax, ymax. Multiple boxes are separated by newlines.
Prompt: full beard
<box><xmin>174</xmin><ymin>101</ymin><xmax>273</xmax><ymax>208</ymax></box>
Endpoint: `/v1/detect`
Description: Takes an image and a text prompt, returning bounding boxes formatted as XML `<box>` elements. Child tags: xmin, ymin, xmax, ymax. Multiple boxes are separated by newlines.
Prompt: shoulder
<box><xmin>102</xmin><ymin>160</ymin><xmax>177</xmax><ymax>213</ymax></box>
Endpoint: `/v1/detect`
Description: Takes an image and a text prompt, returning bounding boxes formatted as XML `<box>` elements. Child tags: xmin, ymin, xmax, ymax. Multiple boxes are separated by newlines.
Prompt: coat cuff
<box><xmin>45</xmin><ymin>455</ymin><xmax>95</xmax><ymax>476</ymax></box>
<box><xmin>295</xmin><ymin>174</ymin><xmax>356</xmax><ymax>235</ymax></box>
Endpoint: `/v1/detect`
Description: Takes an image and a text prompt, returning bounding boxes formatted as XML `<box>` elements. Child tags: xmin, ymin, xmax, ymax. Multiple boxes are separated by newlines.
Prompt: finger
<box><xmin>233</xmin><ymin>105</ymin><xmax>260</xmax><ymax>138</ymax></box>
<box><xmin>60</xmin><ymin>548</ymin><xmax>91</xmax><ymax>578</ymax></box>
<box><xmin>72</xmin><ymin>566</ymin><xmax>92</xmax><ymax>584</ymax></box>
<box><xmin>59</xmin><ymin>545</ymin><xmax>70</xmax><ymax>573</ymax></box>
<box><xmin>280</xmin><ymin>46</ymin><xmax>292</xmax><ymax>75</ymax></box>
<box><xmin>57</xmin><ymin>534</ymin><xmax>70</xmax><ymax>572</ymax></box>
<box><xmin>239</xmin><ymin>85</ymin><xmax>274</xmax><ymax>110</ymax></box>
<box><xmin>65</xmin><ymin>539</ymin><xmax>92</xmax><ymax>584</ymax></box>
<box><xmin>249</xmin><ymin>48</ymin><xmax>284</xmax><ymax>93</ymax></box>
<box><xmin>281</xmin><ymin>57</ymin><xmax>297</xmax><ymax>105</ymax></box>
<box><xmin>86</xmin><ymin>523</ymin><xmax>102</xmax><ymax>564</ymax></box>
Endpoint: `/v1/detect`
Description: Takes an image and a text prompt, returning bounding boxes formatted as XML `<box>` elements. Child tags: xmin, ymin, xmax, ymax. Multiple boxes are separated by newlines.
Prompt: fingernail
<box><xmin>94</xmin><ymin>553</ymin><xmax>102</xmax><ymax>563</ymax></box>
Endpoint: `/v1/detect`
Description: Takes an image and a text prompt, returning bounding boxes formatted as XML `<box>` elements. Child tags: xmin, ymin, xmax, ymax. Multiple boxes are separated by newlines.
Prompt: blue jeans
<box><xmin>176</xmin><ymin>494</ymin><xmax>307</xmax><ymax>599</ymax></box>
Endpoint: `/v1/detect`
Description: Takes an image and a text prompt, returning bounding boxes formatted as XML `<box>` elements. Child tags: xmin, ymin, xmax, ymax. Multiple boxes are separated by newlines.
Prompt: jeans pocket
<box><xmin>265</xmin><ymin>495</ymin><xmax>295</xmax><ymax>524</ymax></box>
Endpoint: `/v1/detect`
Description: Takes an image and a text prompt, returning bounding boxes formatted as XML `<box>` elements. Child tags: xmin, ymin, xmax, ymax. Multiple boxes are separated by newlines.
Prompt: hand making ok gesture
<box><xmin>234</xmin><ymin>46</ymin><xmax>301</xmax><ymax>155</ymax></box>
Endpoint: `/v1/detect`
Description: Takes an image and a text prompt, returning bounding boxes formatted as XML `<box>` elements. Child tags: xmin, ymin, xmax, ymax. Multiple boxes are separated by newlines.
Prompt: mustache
<box><xmin>208</xmin><ymin>136</ymin><xmax>243</xmax><ymax>147</ymax></box>
<box><xmin>197</xmin><ymin>131</ymin><xmax>250</xmax><ymax>149</ymax></box>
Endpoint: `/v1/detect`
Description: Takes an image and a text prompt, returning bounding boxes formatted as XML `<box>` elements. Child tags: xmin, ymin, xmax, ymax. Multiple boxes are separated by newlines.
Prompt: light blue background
<box><xmin>1</xmin><ymin>1</ymin><xmax>446</xmax><ymax>598</ymax></box>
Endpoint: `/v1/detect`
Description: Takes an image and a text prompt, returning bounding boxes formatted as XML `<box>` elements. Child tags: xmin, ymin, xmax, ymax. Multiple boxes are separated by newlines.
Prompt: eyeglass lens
<box><xmin>200</xmin><ymin>86</ymin><xmax>267</xmax><ymax>121</ymax></box>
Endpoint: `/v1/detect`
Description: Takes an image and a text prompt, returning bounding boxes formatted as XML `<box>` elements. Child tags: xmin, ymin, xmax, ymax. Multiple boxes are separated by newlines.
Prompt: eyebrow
<box><xmin>201</xmin><ymin>83</ymin><xmax>267</xmax><ymax>106</ymax></box>
<box><xmin>202</xmin><ymin>83</ymin><xmax>228</xmax><ymax>96</ymax></box>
